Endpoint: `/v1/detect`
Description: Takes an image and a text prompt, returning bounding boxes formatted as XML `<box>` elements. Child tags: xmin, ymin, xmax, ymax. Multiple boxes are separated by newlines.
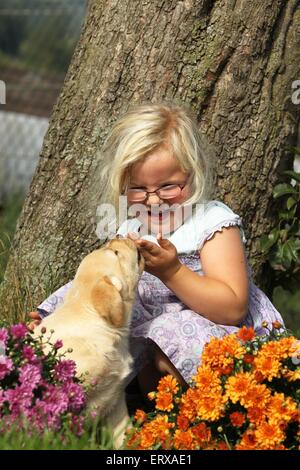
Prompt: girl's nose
<box><xmin>146</xmin><ymin>193</ymin><xmax>162</xmax><ymax>204</ymax></box>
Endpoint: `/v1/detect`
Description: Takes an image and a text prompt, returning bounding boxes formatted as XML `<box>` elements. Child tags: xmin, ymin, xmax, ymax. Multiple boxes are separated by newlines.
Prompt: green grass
<box><xmin>0</xmin><ymin>419</ymin><xmax>118</xmax><ymax>450</ymax></box>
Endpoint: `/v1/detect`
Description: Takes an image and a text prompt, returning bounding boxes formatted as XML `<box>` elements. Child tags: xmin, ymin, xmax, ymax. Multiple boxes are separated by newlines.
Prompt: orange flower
<box><xmin>243</xmin><ymin>383</ymin><xmax>271</xmax><ymax>410</ymax></box>
<box><xmin>201</xmin><ymin>334</ymin><xmax>245</xmax><ymax>375</ymax></box>
<box><xmin>237</xmin><ymin>326</ymin><xmax>255</xmax><ymax>342</ymax></box>
<box><xmin>253</xmin><ymin>353</ymin><xmax>281</xmax><ymax>381</ymax></box>
<box><xmin>156</xmin><ymin>392</ymin><xmax>174</xmax><ymax>412</ymax></box>
<box><xmin>244</xmin><ymin>354</ymin><xmax>254</xmax><ymax>365</ymax></box>
<box><xmin>173</xmin><ymin>429</ymin><xmax>195</xmax><ymax>450</ymax></box>
<box><xmin>157</xmin><ymin>375</ymin><xmax>179</xmax><ymax>395</ymax></box>
<box><xmin>282</xmin><ymin>369</ymin><xmax>300</xmax><ymax>382</ymax></box>
<box><xmin>193</xmin><ymin>366</ymin><xmax>221</xmax><ymax>392</ymax></box>
<box><xmin>180</xmin><ymin>388</ymin><xmax>201</xmax><ymax>421</ymax></box>
<box><xmin>255</xmin><ymin>421</ymin><xmax>285</xmax><ymax>449</ymax></box>
<box><xmin>225</xmin><ymin>372</ymin><xmax>255</xmax><ymax>404</ymax></box>
<box><xmin>139</xmin><ymin>429</ymin><xmax>155</xmax><ymax>449</ymax></box>
<box><xmin>266</xmin><ymin>393</ymin><xmax>297</xmax><ymax>424</ymax></box>
<box><xmin>236</xmin><ymin>430</ymin><xmax>257</xmax><ymax>450</ymax></box>
<box><xmin>192</xmin><ymin>422</ymin><xmax>211</xmax><ymax>444</ymax></box>
<box><xmin>177</xmin><ymin>415</ymin><xmax>189</xmax><ymax>431</ymax></box>
<box><xmin>247</xmin><ymin>406</ymin><xmax>266</xmax><ymax>425</ymax></box>
<box><xmin>196</xmin><ymin>392</ymin><xmax>226</xmax><ymax>421</ymax></box>
<box><xmin>134</xmin><ymin>409</ymin><xmax>147</xmax><ymax>424</ymax></box>
<box><xmin>230</xmin><ymin>411</ymin><xmax>246</xmax><ymax>427</ymax></box>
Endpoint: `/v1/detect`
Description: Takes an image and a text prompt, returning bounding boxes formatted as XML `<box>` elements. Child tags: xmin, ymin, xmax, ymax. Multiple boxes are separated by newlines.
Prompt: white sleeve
<box><xmin>196</xmin><ymin>200</ymin><xmax>247</xmax><ymax>251</ymax></box>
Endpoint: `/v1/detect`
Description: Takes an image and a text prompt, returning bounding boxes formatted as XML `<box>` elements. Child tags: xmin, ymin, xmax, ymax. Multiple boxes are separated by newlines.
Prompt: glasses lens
<box><xmin>158</xmin><ymin>185</ymin><xmax>181</xmax><ymax>199</ymax></box>
<box><xmin>126</xmin><ymin>191</ymin><xmax>146</xmax><ymax>202</ymax></box>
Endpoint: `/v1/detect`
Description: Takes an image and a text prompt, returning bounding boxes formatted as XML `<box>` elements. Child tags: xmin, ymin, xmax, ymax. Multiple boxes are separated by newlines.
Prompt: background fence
<box><xmin>0</xmin><ymin>0</ymin><xmax>87</xmax><ymax>204</ymax></box>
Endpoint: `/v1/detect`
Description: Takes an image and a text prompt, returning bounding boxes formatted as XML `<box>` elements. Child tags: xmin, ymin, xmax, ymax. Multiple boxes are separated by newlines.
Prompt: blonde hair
<box><xmin>100</xmin><ymin>102</ymin><xmax>215</xmax><ymax>224</ymax></box>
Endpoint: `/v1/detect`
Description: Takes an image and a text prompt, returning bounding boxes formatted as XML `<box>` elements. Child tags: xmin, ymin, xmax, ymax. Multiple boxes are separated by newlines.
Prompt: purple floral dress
<box><xmin>37</xmin><ymin>200</ymin><xmax>284</xmax><ymax>383</ymax></box>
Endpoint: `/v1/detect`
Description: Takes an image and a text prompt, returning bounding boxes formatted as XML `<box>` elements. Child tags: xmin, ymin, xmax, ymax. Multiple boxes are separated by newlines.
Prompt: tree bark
<box><xmin>1</xmin><ymin>0</ymin><xmax>299</xmax><ymax>321</ymax></box>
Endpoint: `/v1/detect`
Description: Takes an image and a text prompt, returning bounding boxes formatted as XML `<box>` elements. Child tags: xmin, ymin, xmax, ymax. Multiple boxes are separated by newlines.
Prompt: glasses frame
<box><xmin>125</xmin><ymin>181</ymin><xmax>188</xmax><ymax>203</ymax></box>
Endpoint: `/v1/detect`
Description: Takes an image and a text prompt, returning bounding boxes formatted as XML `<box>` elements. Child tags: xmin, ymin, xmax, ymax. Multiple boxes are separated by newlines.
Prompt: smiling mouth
<box><xmin>147</xmin><ymin>209</ymin><xmax>172</xmax><ymax>216</ymax></box>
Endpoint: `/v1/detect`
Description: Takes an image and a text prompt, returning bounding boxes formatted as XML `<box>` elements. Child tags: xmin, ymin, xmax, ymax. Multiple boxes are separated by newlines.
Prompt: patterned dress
<box><xmin>37</xmin><ymin>200</ymin><xmax>284</xmax><ymax>383</ymax></box>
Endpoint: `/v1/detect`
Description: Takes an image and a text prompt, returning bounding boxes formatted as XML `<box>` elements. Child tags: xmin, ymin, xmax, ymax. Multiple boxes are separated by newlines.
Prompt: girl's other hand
<box><xmin>27</xmin><ymin>311</ymin><xmax>42</xmax><ymax>331</ymax></box>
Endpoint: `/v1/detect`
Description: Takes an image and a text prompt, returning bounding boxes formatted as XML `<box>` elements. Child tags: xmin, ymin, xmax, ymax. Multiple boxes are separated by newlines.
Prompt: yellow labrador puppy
<box><xmin>35</xmin><ymin>237</ymin><xmax>144</xmax><ymax>448</ymax></box>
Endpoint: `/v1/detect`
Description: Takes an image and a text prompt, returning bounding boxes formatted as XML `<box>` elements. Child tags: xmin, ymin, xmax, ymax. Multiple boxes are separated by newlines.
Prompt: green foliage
<box><xmin>0</xmin><ymin>0</ymin><xmax>86</xmax><ymax>75</ymax></box>
<box><xmin>0</xmin><ymin>417</ymin><xmax>116</xmax><ymax>450</ymax></box>
<box><xmin>260</xmin><ymin>149</ymin><xmax>300</xmax><ymax>292</ymax></box>
<box><xmin>259</xmin><ymin>148</ymin><xmax>300</xmax><ymax>335</ymax></box>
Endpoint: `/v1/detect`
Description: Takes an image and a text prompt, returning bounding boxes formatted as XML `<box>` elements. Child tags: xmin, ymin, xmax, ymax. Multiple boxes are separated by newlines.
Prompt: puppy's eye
<box><xmin>114</xmin><ymin>250</ymin><xmax>119</xmax><ymax>256</ymax></box>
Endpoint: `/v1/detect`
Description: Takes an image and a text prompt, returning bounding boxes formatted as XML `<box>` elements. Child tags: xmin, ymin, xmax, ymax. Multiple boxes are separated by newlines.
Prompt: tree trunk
<box><xmin>1</xmin><ymin>0</ymin><xmax>299</xmax><ymax>321</ymax></box>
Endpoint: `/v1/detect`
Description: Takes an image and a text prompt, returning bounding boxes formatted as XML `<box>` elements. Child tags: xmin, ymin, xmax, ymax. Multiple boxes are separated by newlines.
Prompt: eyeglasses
<box><xmin>125</xmin><ymin>182</ymin><xmax>187</xmax><ymax>202</ymax></box>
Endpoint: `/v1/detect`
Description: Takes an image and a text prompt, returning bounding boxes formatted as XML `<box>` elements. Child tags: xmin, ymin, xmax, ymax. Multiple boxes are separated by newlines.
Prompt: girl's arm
<box><xmin>163</xmin><ymin>226</ymin><xmax>249</xmax><ymax>326</ymax></box>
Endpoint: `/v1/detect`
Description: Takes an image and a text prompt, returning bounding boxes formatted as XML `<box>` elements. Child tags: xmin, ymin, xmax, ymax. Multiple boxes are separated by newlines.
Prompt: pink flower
<box><xmin>0</xmin><ymin>328</ymin><xmax>9</xmax><ymax>345</ymax></box>
<box><xmin>54</xmin><ymin>360</ymin><xmax>76</xmax><ymax>382</ymax></box>
<box><xmin>10</xmin><ymin>324</ymin><xmax>28</xmax><ymax>339</ymax></box>
<box><xmin>4</xmin><ymin>384</ymin><xmax>33</xmax><ymax>416</ymax></box>
<box><xmin>19</xmin><ymin>364</ymin><xmax>41</xmax><ymax>389</ymax></box>
<box><xmin>22</xmin><ymin>345</ymin><xmax>38</xmax><ymax>364</ymax></box>
<box><xmin>63</xmin><ymin>382</ymin><xmax>86</xmax><ymax>411</ymax></box>
<box><xmin>39</xmin><ymin>385</ymin><xmax>69</xmax><ymax>415</ymax></box>
<box><xmin>0</xmin><ymin>355</ymin><xmax>13</xmax><ymax>380</ymax></box>
<box><xmin>53</xmin><ymin>340</ymin><xmax>63</xmax><ymax>350</ymax></box>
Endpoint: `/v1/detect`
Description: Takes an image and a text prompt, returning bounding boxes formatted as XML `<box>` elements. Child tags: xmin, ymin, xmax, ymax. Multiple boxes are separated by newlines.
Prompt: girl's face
<box><xmin>127</xmin><ymin>146</ymin><xmax>190</xmax><ymax>236</ymax></box>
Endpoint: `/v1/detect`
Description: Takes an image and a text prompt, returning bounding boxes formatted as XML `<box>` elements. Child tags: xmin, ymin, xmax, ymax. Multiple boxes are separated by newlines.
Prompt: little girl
<box><xmin>29</xmin><ymin>102</ymin><xmax>284</xmax><ymax>396</ymax></box>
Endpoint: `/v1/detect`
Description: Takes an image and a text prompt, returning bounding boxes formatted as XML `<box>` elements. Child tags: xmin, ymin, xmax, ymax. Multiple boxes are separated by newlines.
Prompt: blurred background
<box><xmin>0</xmin><ymin>0</ymin><xmax>299</xmax><ymax>334</ymax></box>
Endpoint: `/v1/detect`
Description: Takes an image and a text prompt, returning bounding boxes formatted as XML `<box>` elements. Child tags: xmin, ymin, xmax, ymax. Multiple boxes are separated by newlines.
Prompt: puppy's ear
<box><xmin>91</xmin><ymin>275</ymin><xmax>125</xmax><ymax>328</ymax></box>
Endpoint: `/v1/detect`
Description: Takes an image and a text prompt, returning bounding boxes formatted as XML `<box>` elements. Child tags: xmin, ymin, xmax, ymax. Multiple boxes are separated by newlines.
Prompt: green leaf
<box><xmin>273</xmin><ymin>183</ymin><xmax>297</xmax><ymax>199</ymax></box>
<box><xmin>282</xmin><ymin>243</ymin><xmax>292</xmax><ymax>269</ymax></box>
<box><xmin>283</xmin><ymin>170</ymin><xmax>300</xmax><ymax>184</ymax></box>
<box><xmin>260</xmin><ymin>229</ymin><xmax>279</xmax><ymax>252</ymax></box>
<box><xmin>286</xmin><ymin>197</ymin><xmax>297</xmax><ymax>211</ymax></box>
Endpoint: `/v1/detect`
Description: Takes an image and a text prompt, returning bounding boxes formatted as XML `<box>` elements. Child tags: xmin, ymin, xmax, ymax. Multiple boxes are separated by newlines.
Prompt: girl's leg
<box><xmin>137</xmin><ymin>343</ymin><xmax>188</xmax><ymax>400</ymax></box>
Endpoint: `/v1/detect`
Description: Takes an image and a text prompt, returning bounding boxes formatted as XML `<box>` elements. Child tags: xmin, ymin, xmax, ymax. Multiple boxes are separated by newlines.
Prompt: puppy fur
<box><xmin>34</xmin><ymin>238</ymin><xmax>144</xmax><ymax>448</ymax></box>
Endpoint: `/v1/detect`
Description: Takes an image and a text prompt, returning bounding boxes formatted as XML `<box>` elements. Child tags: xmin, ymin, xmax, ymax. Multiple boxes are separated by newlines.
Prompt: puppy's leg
<box><xmin>105</xmin><ymin>393</ymin><xmax>130</xmax><ymax>449</ymax></box>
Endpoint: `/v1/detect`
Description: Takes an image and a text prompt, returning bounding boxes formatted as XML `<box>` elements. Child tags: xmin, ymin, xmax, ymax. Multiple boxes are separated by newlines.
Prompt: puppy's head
<box><xmin>75</xmin><ymin>238</ymin><xmax>144</xmax><ymax>328</ymax></box>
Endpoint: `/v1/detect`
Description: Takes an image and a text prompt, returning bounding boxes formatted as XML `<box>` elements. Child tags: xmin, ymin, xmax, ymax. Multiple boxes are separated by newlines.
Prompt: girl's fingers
<box><xmin>28</xmin><ymin>320</ymin><xmax>41</xmax><ymax>331</ymax></box>
<box><xmin>28</xmin><ymin>311</ymin><xmax>40</xmax><ymax>320</ymax></box>
<box><xmin>137</xmin><ymin>240</ymin><xmax>160</xmax><ymax>255</ymax></box>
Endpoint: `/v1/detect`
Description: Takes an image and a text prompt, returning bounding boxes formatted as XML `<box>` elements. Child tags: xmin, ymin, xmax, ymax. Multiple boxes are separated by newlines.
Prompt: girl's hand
<box><xmin>27</xmin><ymin>311</ymin><xmax>42</xmax><ymax>331</ymax></box>
<box><xmin>128</xmin><ymin>232</ymin><xmax>182</xmax><ymax>282</ymax></box>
